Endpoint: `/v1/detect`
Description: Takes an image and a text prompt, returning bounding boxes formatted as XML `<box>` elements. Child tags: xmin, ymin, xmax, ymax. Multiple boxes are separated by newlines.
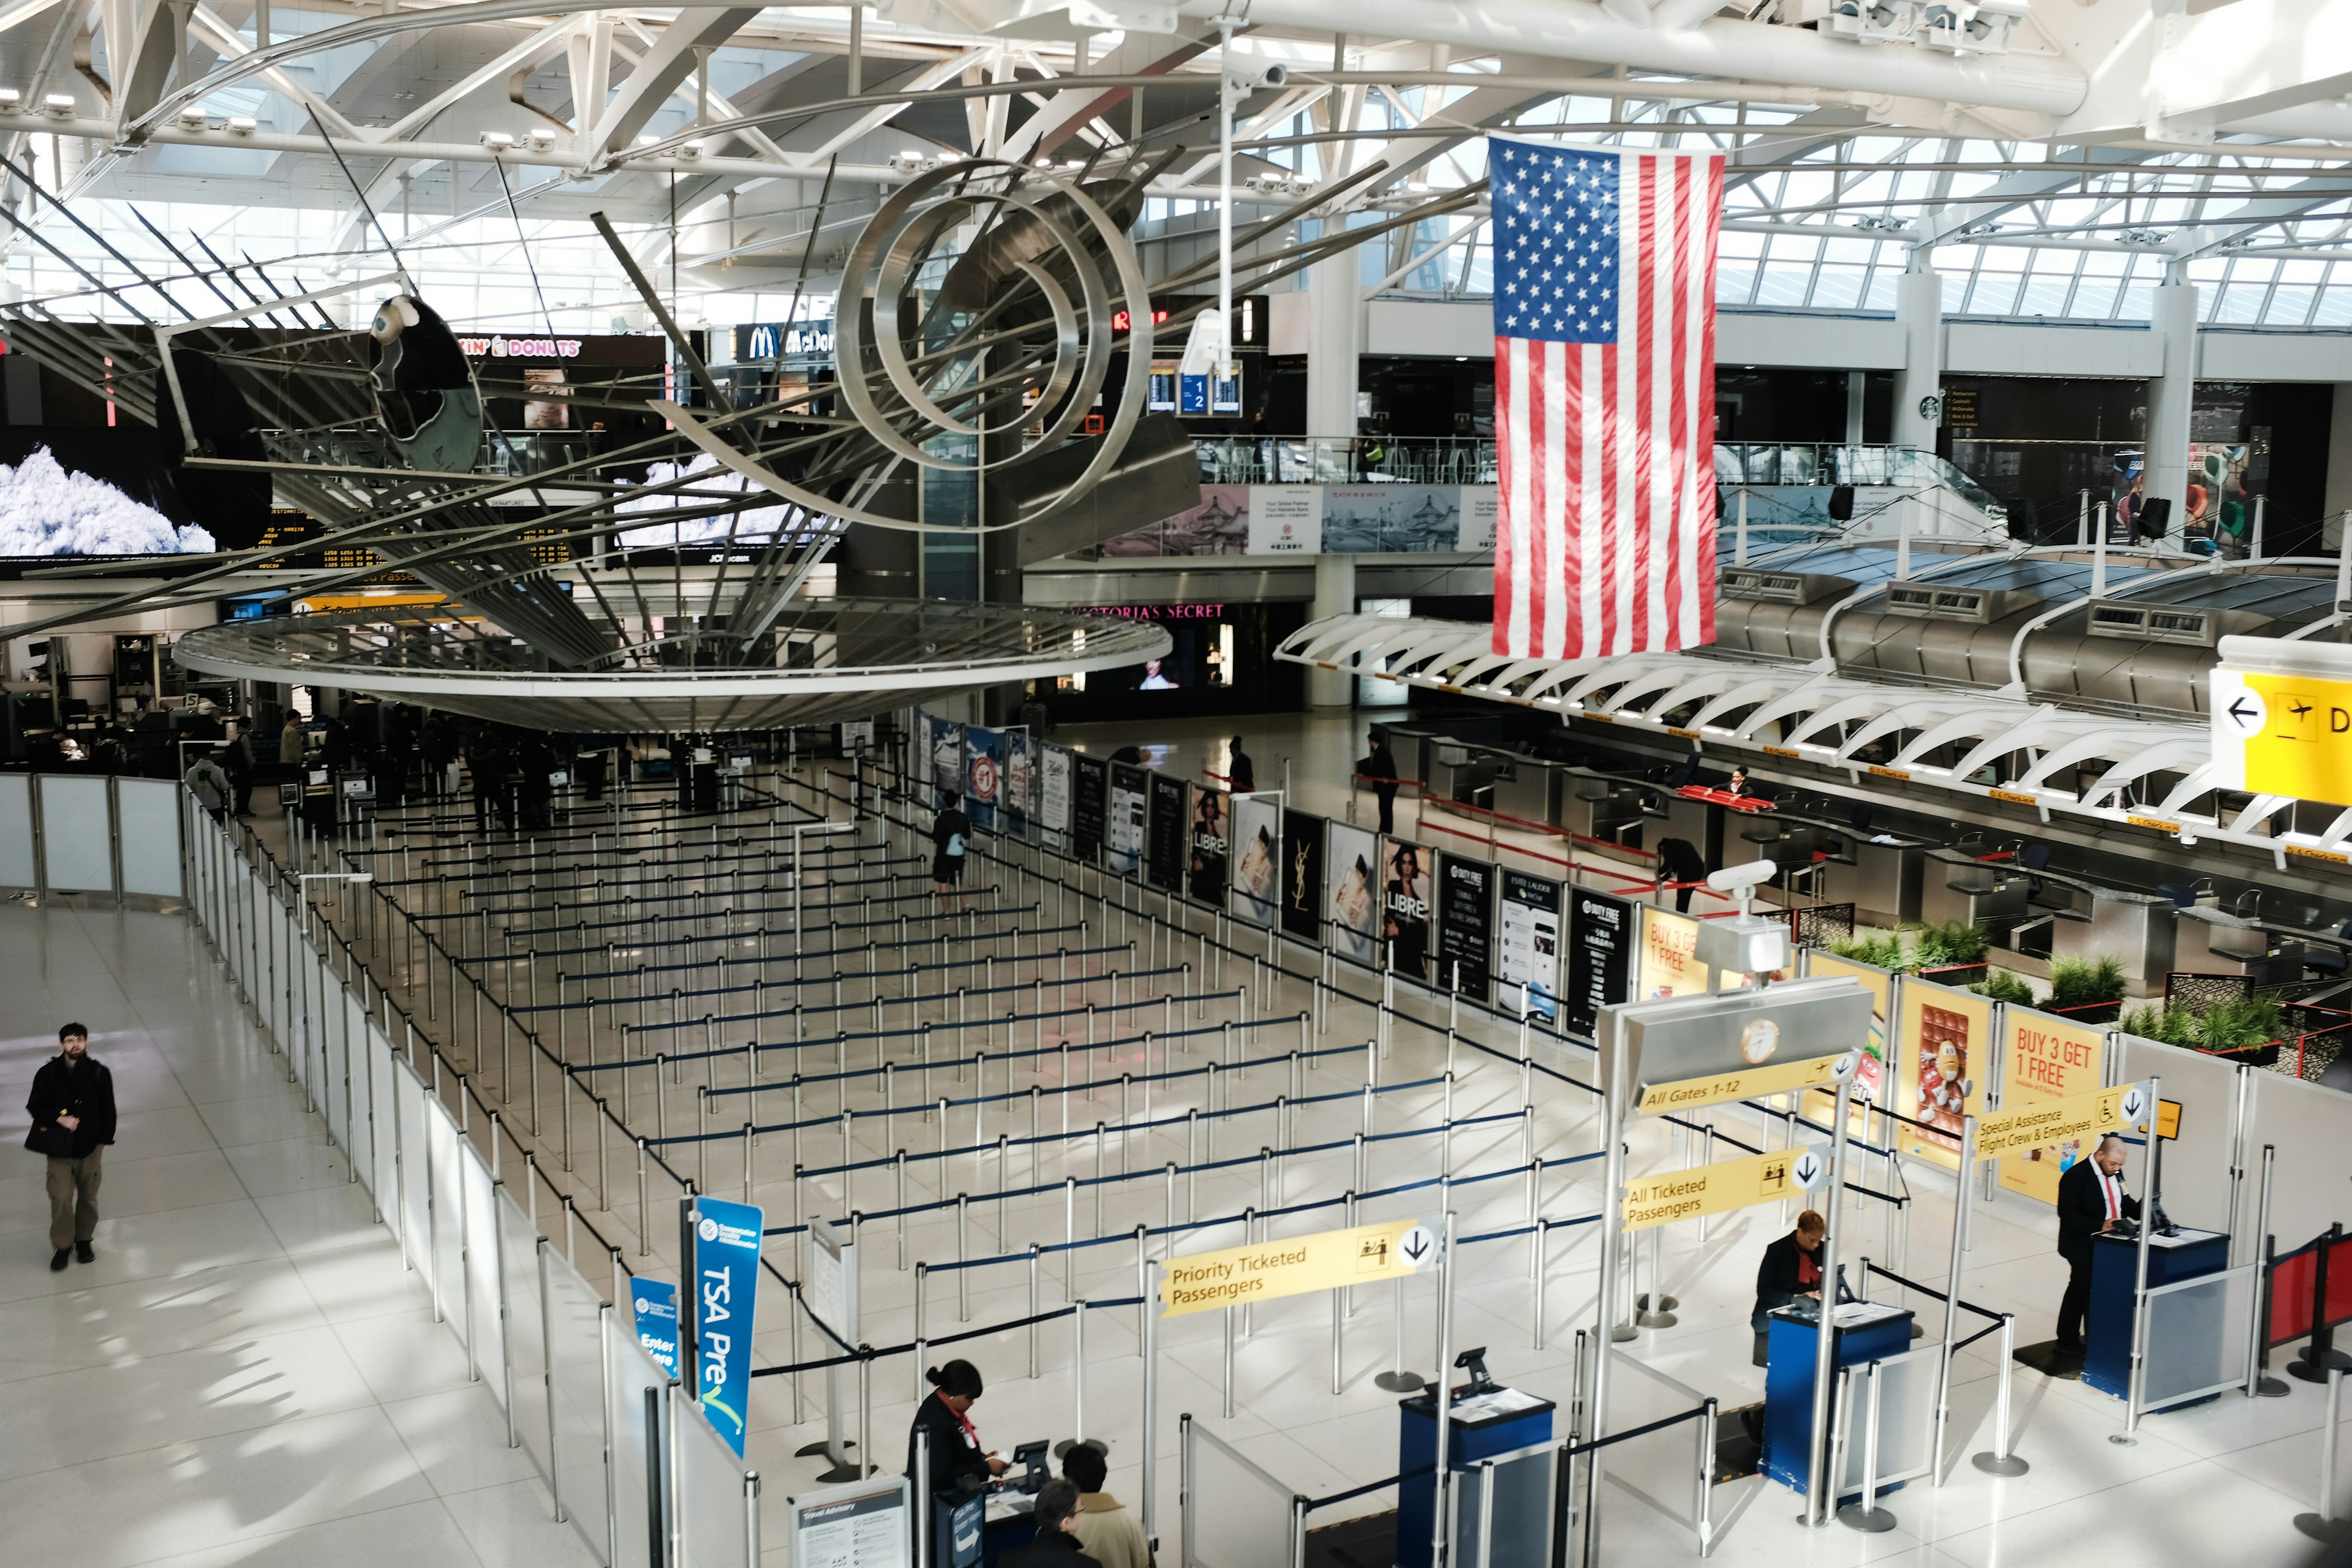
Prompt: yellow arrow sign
<box><xmin>1622</xmin><ymin>1145</ymin><xmax>1829</xmax><ymax>1232</ymax></box>
<box><xmin>2212</xmin><ymin>663</ymin><xmax>2352</xmax><ymax>807</ymax></box>
<box><xmin>1973</xmin><ymin>1083</ymin><xmax>2148</xmax><ymax>1161</ymax></box>
<box><xmin>1159</xmin><ymin>1218</ymin><xmax>1428</xmax><ymax>1318</ymax></box>
<box><xmin>1637</xmin><ymin>1052</ymin><xmax>1854</xmax><ymax>1117</ymax></box>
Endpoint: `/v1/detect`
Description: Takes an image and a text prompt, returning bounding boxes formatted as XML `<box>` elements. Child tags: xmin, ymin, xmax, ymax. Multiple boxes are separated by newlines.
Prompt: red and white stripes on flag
<box><xmin>1491</xmin><ymin>148</ymin><xmax>1724</xmax><ymax>661</ymax></box>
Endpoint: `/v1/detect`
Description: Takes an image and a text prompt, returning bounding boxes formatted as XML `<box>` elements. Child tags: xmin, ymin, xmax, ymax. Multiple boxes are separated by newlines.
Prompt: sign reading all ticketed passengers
<box><xmin>1160</xmin><ymin>1218</ymin><xmax>1428</xmax><ymax>1318</ymax></box>
<box><xmin>1621</xmin><ymin>1144</ymin><xmax>1831</xmax><ymax>1232</ymax></box>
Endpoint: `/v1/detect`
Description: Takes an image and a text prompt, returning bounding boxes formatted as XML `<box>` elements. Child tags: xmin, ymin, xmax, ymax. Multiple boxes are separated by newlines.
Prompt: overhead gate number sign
<box><xmin>1161</xmin><ymin>1218</ymin><xmax>1427</xmax><ymax>1317</ymax></box>
<box><xmin>2211</xmin><ymin>639</ymin><xmax>2352</xmax><ymax>808</ymax></box>
<box><xmin>1622</xmin><ymin>1144</ymin><xmax>1831</xmax><ymax>1232</ymax></box>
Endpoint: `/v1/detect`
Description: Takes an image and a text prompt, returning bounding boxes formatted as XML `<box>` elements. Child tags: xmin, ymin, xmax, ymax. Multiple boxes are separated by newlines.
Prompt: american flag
<box><xmin>1489</xmin><ymin>138</ymin><xmax>1724</xmax><ymax>660</ymax></box>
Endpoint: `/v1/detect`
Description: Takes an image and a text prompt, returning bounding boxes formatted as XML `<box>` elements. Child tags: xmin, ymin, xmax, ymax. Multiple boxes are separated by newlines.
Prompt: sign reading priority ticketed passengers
<box><xmin>1161</xmin><ymin>1218</ymin><xmax>1427</xmax><ymax>1317</ymax></box>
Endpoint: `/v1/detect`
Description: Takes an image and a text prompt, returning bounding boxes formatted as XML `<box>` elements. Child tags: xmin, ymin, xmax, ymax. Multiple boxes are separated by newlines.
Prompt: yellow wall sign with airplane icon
<box><xmin>2211</xmin><ymin>652</ymin><xmax>2352</xmax><ymax>808</ymax></box>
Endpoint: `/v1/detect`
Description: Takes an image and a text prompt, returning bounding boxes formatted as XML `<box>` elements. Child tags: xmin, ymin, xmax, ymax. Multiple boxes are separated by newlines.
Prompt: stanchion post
<box><xmin>1971</xmin><ymin>1314</ymin><xmax>2030</xmax><ymax>1476</ymax></box>
<box><xmin>2295</xmin><ymin>1363</ymin><xmax>2345</xmax><ymax>1541</ymax></box>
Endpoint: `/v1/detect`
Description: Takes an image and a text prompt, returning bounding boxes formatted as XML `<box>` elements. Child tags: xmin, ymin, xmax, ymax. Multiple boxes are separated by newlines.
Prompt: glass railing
<box><xmin>1192</xmin><ymin>437</ymin><xmax>1498</xmax><ymax>486</ymax></box>
<box><xmin>1714</xmin><ymin>443</ymin><xmax>2006</xmax><ymax>519</ymax></box>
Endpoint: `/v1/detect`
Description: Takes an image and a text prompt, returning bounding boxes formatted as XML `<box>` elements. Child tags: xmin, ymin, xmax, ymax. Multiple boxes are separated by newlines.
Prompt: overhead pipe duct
<box><xmin>1177</xmin><ymin>0</ymin><xmax>2089</xmax><ymax>116</ymax></box>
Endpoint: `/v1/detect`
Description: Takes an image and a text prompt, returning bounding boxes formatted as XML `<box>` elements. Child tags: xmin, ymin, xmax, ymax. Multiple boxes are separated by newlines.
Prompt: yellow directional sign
<box><xmin>1159</xmin><ymin>1218</ymin><xmax>1429</xmax><ymax>1318</ymax></box>
<box><xmin>1636</xmin><ymin>1052</ymin><xmax>1854</xmax><ymax>1116</ymax></box>
<box><xmin>1622</xmin><ymin>1145</ymin><xmax>1829</xmax><ymax>1232</ymax></box>
<box><xmin>1973</xmin><ymin>1083</ymin><xmax>2149</xmax><ymax>1162</ymax></box>
<box><xmin>2212</xmin><ymin>644</ymin><xmax>2352</xmax><ymax>807</ymax></box>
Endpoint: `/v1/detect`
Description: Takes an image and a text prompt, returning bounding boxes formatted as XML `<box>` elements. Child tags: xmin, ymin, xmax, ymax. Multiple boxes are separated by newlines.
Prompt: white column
<box><xmin>1309</xmin><ymin>554</ymin><xmax>1356</xmax><ymax>709</ymax></box>
<box><xmin>2324</xmin><ymin>385</ymin><xmax>2352</xmax><ymax>551</ymax></box>
<box><xmin>1306</xmin><ymin>247</ymin><xmax>1362</xmax><ymax>438</ymax></box>
<box><xmin>1845</xmin><ymin>369</ymin><xmax>1866</xmax><ymax>446</ymax></box>
<box><xmin>2142</xmin><ymin>271</ymin><xmax>2199</xmax><ymax>540</ymax></box>
<box><xmin>1890</xmin><ymin>260</ymin><xmax>1942</xmax><ymax>453</ymax></box>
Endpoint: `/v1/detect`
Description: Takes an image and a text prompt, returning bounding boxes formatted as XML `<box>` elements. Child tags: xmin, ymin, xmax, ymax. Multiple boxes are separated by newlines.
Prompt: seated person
<box><xmin>1751</xmin><ymin>1209</ymin><xmax>1827</xmax><ymax>1366</ymax></box>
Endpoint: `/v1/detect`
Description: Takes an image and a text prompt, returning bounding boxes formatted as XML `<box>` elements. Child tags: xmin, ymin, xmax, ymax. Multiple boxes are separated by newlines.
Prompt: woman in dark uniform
<box><xmin>908</xmin><ymin>1359</ymin><xmax>1006</xmax><ymax>1502</ymax></box>
<box><xmin>1751</xmin><ymin>1208</ymin><xmax>1826</xmax><ymax>1366</ymax></box>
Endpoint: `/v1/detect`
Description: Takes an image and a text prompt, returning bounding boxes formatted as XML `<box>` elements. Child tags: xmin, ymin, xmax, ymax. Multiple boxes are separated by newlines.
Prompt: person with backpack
<box><xmin>933</xmin><ymin>790</ymin><xmax>971</xmax><ymax>911</ymax></box>
<box><xmin>185</xmin><ymin>749</ymin><xmax>232</xmax><ymax>820</ymax></box>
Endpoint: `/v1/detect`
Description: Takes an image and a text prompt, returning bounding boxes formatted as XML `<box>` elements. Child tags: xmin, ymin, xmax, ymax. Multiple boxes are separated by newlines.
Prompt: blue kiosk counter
<box><xmin>1396</xmin><ymin>1384</ymin><xmax>1556</xmax><ymax>1568</ymax></box>
<box><xmin>2084</xmin><ymin>1227</ymin><xmax>2229</xmax><ymax>1400</ymax></box>
<box><xmin>1761</xmin><ymin>1301</ymin><xmax>1916</xmax><ymax>1497</ymax></box>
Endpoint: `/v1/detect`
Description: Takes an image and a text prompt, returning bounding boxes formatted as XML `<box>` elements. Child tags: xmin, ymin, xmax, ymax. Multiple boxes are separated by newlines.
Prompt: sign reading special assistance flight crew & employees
<box><xmin>1160</xmin><ymin>1218</ymin><xmax>1428</xmax><ymax>1317</ymax></box>
<box><xmin>1970</xmin><ymin>1082</ymin><xmax>2150</xmax><ymax>1162</ymax></box>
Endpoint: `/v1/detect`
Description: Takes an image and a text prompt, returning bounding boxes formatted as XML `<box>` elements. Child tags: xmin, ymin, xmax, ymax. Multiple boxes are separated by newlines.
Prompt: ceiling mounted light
<box><xmin>0</xmin><ymin>89</ymin><xmax>21</xmax><ymax>112</ymax></box>
<box><xmin>42</xmin><ymin>92</ymin><xmax>72</xmax><ymax>118</ymax></box>
<box><xmin>227</xmin><ymin>115</ymin><xmax>257</xmax><ymax>136</ymax></box>
<box><xmin>480</xmin><ymin>130</ymin><xmax>516</xmax><ymax>149</ymax></box>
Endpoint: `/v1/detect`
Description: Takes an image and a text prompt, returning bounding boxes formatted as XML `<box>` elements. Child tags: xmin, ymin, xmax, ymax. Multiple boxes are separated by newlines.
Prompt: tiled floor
<box><xmin>0</xmin><ymin>897</ymin><xmax>599</xmax><ymax>1568</ymax></box>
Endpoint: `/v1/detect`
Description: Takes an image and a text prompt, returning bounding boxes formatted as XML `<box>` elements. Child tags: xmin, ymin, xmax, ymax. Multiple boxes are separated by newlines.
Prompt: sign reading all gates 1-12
<box><xmin>2210</xmin><ymin>636</ymin><xmax>2352</xmax><ymax>813</ymax></box>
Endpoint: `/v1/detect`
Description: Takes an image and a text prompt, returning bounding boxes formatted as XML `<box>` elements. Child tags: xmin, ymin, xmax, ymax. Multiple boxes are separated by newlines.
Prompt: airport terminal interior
<box><xmin>10</xmin><ymin>2</ymin><xmax>2352</xmax><ymax>1567</ymax></box>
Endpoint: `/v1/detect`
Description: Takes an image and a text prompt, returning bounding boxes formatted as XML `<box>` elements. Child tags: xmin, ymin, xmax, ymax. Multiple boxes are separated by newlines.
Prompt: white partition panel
<box><xmin>502</xmin><ymin>1194</ymin><xmax>552</xmax><ymax>1480</ymax></box>
<box><xmin>116</xmin><ymin>777</ymin><xmax>183</xmax><ymax>897</ymax></box>
<box><xmin>465</xmin><ymin>1151</ymin><xmax>508</xmax><ymax>1407</ymax></box>
<box><xmin>396</xmin><ymin>1062</ymin><xmax>431</xmax><ymax>1261</ymax></box>
<box><xmin>678</xmin><ymin>1404</ymin><xmax>750</xmax><ymax>1568</ymax></box>
<box><xmin>0</xmin><ymin>773</ymin><xmax>34</xmax><ymax>887</ymax></box>
<box><xmin>2114</xmin><ymin>1035</ymin><xmax>2244</xmax><ymax>1239</ymax></box>
<box><xmin>2248</xmin><ymin>1068</ymin><xmax>2352</xmax><ymax>1252</ymax></box>
<box><xmin>350</xmin><ymin>1017</ymin><xmax>382</xmax><ymax>1207</ymax></box>
<box><xmin>610</xmin><ymin>1331</ymin><xmax>671</xmax><ymax>1568</ymax></box>
<box><xmin>38</xmin><ymin>775</ymin><xmax>112</xmax><ymax>891</ymax></box>
<box><xmin>550</xmin><ymin>1257</ymin><xmax>616</xmax><ymax>1565</ymax></box>
<box><xmin>429</xmin><ymin>1106</ymin><xmax>467</xmax><ymax>1336</ymax></box>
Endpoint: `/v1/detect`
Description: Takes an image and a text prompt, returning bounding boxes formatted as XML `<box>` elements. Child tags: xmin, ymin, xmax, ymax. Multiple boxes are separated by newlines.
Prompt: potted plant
<box><xmin>1910</xmin><ymin>919</ymin><xmax>1991</xmax><ymax>986</ymax></box>
<box><xmin>1971</xmin><ymin>969</ymin><xmax>2037</xmax><ymax>1006</ymax></box>
<box><xmin>2045</xmin><ymin>954</ymin><xmax>2127</xmax><ymax>1024</ymax></box>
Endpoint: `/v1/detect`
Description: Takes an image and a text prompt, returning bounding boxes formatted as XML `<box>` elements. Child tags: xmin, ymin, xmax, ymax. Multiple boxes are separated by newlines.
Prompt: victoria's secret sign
<box><xmin>1085</xmin><ymin>604</ymin><xmax>1226</xmax><ymax>620</ymax></box>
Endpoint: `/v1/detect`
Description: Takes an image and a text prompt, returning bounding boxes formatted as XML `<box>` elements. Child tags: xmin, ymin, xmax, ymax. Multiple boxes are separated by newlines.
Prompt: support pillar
<box><xmin>1844</xmin><ymin>370</ymin><xmax>1866</xmax><ymax>447</ymax></box>
<box><xmin>1890</xmin><ymin>260</ymin><xmax>1942</xmax><ymax>454</ymax></box>
<box><xmin>1309</xmin><ymin>554</ymin><xmax>1355</xmax><ymax>710</ymax></box>
<box><xmin>2141</xmin><ymin>271</ymin><xmax>2200</xmax><ymax>545</ymax></box>
<box><xmin>1306</xmin><ymin>246</ymin><xmax>1362</xmax><ymax>442</ymax></box>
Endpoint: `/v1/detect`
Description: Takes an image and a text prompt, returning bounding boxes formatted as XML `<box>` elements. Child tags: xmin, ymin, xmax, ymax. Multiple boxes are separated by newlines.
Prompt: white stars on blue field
<box><xmin>1493</xmin><ymin>140</ymin><xmax>1622</xmax><ymax>345</ymax></box>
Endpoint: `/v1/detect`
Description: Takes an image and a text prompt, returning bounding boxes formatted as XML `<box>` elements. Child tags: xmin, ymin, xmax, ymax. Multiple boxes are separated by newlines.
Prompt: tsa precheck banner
<box><xmin>632</xmin><ymin>1276</ymin><xmax>680</xmax><ymax>1378</ymax></box>
<box><xmin>692</xmin><ymin>1196</ymin><xmax>764</xmax><ymax>1456</ymax></box>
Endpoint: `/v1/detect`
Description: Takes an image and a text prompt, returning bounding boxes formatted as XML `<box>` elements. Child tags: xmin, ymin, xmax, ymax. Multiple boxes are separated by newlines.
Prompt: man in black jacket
<box><xmin>2055</xmin><ymin>1136</ymin><xmax>2139</xmax><ymax>1352</ymax></box>
<box><xmin>24</xmin><ymin>1022</ymin><xmax>116</xmax><ymax>1270</ymax></box>
<box><xmin>998</xmin><ymin>1480</ymin><xmax>1103</xmax><ymax>1568</ymax></box>
<box><xmin>1360</xmin><ymin>731</ymin><xmax>1398</xmax><ymax>835</ymax></box>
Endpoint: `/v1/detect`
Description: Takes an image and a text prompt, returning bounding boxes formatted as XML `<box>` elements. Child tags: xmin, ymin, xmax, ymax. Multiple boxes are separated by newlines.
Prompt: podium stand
<box><xmin>1761</xmin><ymin>1303</ymin><xmax>1915</xmax><ymax>1496</ymax></box>
<box><xmin>1396</xmin><ymin>1385</ymin><xmax>1556</xmax><ymax>1568</ymax></box>
<box><xmin>2084</xmin><ymin>1227</ymin><xmax>2229</xmax><ymax>1400</ymax></box>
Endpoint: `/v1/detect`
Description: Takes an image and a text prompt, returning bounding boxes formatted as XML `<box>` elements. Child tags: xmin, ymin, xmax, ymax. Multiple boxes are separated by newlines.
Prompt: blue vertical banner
<box><xmin>691</xmin><ymin>1196</ymin><xmax>764</xmax><ymax>1456</ymax></box>
<box><xmin>966</xmin><ymin>726</ymin><xmax>1005</xmax><ymax>832</ymax></box>
<box><xmin>631</xmin><ymin>1277</ymin><xmax>679</xmax><ymax>1378</ymax></box>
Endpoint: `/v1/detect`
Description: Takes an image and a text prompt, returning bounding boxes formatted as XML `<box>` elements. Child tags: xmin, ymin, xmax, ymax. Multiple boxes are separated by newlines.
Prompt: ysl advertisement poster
<box><xmin>1229</xmin><ymin>793</ymin><xmax>1279</xmax><ymax>925</ymax></box>
<box><xmin>1433</xmin><ymin>854</ymin><xmax>1493</xmax><ymax>1001</ymax></box>
<box><xmin>1072</xmin><ymin>753</ymin><xmax>1107</xmax><ymax>863</ymax></box>
<box><xmin>1325</xmin><ymin>822</ymin><xmax>1380</xmax><ymax>965</ymax></box>
<box><xmin>1380</xmin><ymin>837</ymin><xmax>1432</xmax><ymax>982</ymax></box>
<box><xmin>1107</xmin><ymin>764</ymin><xmax>1147</xmax><ymax>877</ymax></box>
<box><xmin>1188</xmin><ymin>785</ymin><xmax>1231</xmax><ymax>903</ymax></box>
<box><xmin>1278</xmin><ymin>809</ymin><xmax>1325</xmax><ymax>942</ymax></box>
<box><xmin>1146</xmin><ymin>772</ymin><xmax>1188</xmax><ymax>891</ymax></box>
<box><xmin>1499</xmin><ymin>872</ymin><xmax>1566</xmax><ymax>1023</ymax></box>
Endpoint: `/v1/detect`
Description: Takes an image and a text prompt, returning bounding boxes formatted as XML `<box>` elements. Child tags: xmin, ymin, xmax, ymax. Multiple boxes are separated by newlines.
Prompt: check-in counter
<box><xmin>2054</xmin><ymin>887</ymin><xmax>2176</xmax><ymax>992</ymax></box>
<box><xmin>1920</xmin><ymin>861</ymin><xmax>2029</xmax><ymax>935</ymax></box>
<box><xmin>2174</xmin><ymin>907</ymin><xmax>2303</xmax><ymax>986</ymax></box>
<box><xmin>1561</xmin><ymin>776</ymin><xmax>1651</xmax><ymax>863</ymax></box>
<box><xmin>1819</xmin><ymin>839</ymin><xmax>1924</xmax><ymax>926</ymax></box>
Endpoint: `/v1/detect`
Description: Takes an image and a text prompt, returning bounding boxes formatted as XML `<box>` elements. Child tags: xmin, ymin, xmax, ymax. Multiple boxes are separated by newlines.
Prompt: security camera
<box><xmin>1225</xmin><ymin>61</ymin><xmax>1288</xmax><ymax>92</ymax></box>
<box><xmin>1704</xmin><ymin>859</ymin><xmax>1779</xmax><ymax>894</ymax></box>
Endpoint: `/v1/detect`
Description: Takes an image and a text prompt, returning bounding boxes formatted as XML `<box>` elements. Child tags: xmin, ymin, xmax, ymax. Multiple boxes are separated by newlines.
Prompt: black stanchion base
<box><xmin>1373</xmin><ymin>1370</ymin><xmax>1426</xmax><ymax>1392</ymax></box>
<box><xmin>1971</xmin><ymin>1451</ymin><xmax>2030</xmax><ymax>1477</ymax></box>
<box><xmin>2255</xmin><ymin>1375</ymin><xmax>2293</xmax><ymax>1398</ymax></box>
<box><xmin>796</xmin><ymin>1438</ymin><xmax>854</xmax><ymax>1458</ymax></box>
<box><xmin>1635</xmin><ymin>1310</ymin><xmax>1679</xmax><ymax>1329</ymax></box>
<box><xmin>817</xmin><ymin>1461</ymin><xmax>873</xmax><ymax>1482</ymax></box>
<box><xmin>2294</xmin><ymin>1513</ymin><xmax>2350</xmax><ymax>1544</ymax></box>
<box><xmin>2288</xmin><ymin>1351</ymin><xmax>2352</xmax><ymax>1384</ymax></box>
<box><xmin>1636</xmin><ymin>1293</ymin><xmax>1681</xmax><ymax>1313</ymax></box>
<box><xmin>1837</xmin><ymin>1504</ymin><xmax>1898</xmax><ymax>1533</ymax></box>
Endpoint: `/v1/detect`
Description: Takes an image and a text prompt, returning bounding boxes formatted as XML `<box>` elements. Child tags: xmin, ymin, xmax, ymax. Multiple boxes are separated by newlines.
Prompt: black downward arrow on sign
<box><xmin>1401</xmin><ymin>1235</ymin><xmax>1431</xmax><ymax>1262</ymax></box>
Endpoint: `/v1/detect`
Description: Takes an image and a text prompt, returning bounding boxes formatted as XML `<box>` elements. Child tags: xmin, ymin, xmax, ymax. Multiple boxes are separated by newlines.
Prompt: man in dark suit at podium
<box><xmin>2056</xmin><ymin>1136</ymin><xmax>2140</xmax><ymax>1353</ymax></box>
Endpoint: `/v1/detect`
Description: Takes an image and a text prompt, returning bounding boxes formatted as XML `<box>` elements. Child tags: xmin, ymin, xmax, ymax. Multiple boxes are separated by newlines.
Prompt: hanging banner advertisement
<box><xmin>1280</xmin><ymin>809</ymin><xmax>1325</xmax><ymax>942</ymax></box>
<box><xmin>1380</xmin><ymin>837</ymin><xmax>1433</xmax><ymax>981</ymax></box>
<box><xmin>1072</xmin><ymin>753</ymin><xmax>1107</xmax><ymax>863</ymax></box>
<box><xmin>689</xmin><ymin>1196</ymin><xmax>764</xmax><ymax>1457</ymax></box>
<box><xmin>965</xmin><ymin>726</ymin><xmax>1004</xmax><ymax>832</ymax></box>
<box><xmin>1994</xmin><ymin>1008</ymin><xmax>2107</xmax><ymax>1204</ymax></box>
<box><xmin>1638</xmin><ymin>907</ymin><xmax>1713</xmax><ymax>999</ymax></box>
<box><xmin>1434</xmin><ymin>854</ymin><xmax>1493</xmax><ymax>1001</ymax></box>
<box><xmin>1895</xmin><ymin>980</ymin><xmax>1992</xmax><ymax>1169</ymax></box>
<box><xmin>1107</xmin><ymin>764</ymin><xmax>1147</xmax><ymax>876</ymax></box>
<box><xmin>1005</xmin><ymin>731</ymin><xmax>1035</xmax><ymax>839</ymax></box>
<box><xmin>1802</xmin><ymin>951</ymin><xmax>1894</xmax><ymax>1116</ymax></box>
<box><xmin>1041</xmin><ymin>745</ymin><xmax>1073</xmax><ymax>844</ymax></box>
<box><xmin>928</xmin><ymin>715</ymin><xmax>965</xmax><ymax>796</ymax></box>
<box><xmin>1147</xmin><ymin>772</ymin><xmax>1188</xmax><ymax>891</ymax></box>
<box><xmin>631</xmin><ymin>1276</ymin><xmax>680</xmax><ymax>1378</ymax></box>
<box><xmin>1229</xmin><ymin>794</ymin><xmax>1280</xmax><ymax>925</ymax></box>
<box><xmin>1243</xmin><ymin>486</ymin><xmax>1324</xmax><ymax>554</ymax></box>
<box><xmin>1326</xmin><ymin>821</ymin><xmax>1380</xmax><ymax>964</ymax></box>
<box><xmin>1189</xmin><ymin>785</ymin><xmax>1232</xmax><ymax>904</ymax></box>
<box><xmin>1561</xmin><ymin>886</ymin><xmax>1633</xmax><ymax>1034</ymax></box>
